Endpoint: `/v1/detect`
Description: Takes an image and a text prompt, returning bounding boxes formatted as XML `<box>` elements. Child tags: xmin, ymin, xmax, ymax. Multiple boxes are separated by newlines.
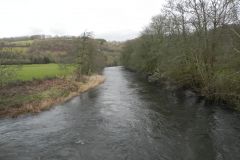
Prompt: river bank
<box><xmin>126</xmin><ymin>67</ymin><xmax>239</xmax><ymax>111</ymax></box>
<box><xmin>0</xmin><ymin>75</ymin><xmax>105</xmax><ymax>117</ymax></box>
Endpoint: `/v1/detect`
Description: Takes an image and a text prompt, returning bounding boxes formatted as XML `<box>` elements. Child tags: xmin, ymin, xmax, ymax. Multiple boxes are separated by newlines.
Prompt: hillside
<box><xmin>0</xmin><ymin>36</ymin><xmax>123</xmax><ymax>66</ymax></box>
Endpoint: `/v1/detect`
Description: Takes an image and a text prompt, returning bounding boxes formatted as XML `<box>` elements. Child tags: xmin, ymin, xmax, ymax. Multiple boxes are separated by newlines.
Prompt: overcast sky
<box><xmin>0</xmin><ymin>0</ymin><xmax>165</xmax><ymax>41</ymax></box>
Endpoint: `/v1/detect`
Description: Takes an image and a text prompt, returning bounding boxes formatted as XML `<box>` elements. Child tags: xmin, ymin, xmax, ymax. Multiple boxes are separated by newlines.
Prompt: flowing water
<box><xmin>0</xmin><ymin>66</ymin><xmax>240</xmax><ymax>160</ymax></box>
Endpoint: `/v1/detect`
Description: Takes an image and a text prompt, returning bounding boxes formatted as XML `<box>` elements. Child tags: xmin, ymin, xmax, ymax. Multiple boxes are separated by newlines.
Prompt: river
<box><xmin>0</xmin><ymin>66</ymin><xmax>240</xmax><ymax>160</ymax></box>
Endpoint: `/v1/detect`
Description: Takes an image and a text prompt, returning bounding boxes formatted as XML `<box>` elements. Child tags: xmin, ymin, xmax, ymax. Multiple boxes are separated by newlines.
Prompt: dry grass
<box><xmin>0</xmin><ymin>75</ymin><xmax>105</xmax><ymax>117</ymax></box>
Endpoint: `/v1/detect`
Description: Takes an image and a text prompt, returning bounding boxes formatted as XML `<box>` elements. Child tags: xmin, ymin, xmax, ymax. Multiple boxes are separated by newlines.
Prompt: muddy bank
<box><xmin>0</xmin><ymin>75</ymin><xmax>105</xmax><ymax>117</ymax></box>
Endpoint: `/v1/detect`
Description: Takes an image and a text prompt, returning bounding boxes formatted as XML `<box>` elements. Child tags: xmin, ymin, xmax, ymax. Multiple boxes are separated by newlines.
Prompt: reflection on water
<box><xmin>0</xmin><ymin>66</ymin><xmax>240</xmax><ymax>160</ymax></box>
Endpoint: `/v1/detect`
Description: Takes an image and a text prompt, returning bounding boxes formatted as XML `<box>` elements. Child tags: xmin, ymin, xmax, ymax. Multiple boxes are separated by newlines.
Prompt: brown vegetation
<box><xmin>0</xmin><ymin>75</ymin><xmax>105</xmax><ymax>117</ymax></box>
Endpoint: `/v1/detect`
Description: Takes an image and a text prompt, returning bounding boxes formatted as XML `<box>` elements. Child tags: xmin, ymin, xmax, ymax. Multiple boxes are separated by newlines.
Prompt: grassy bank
<box><xmin>1</xmin><ymin>64</ymin><xmax>75</xmax><ymax>86</ymax></box>
<box><xmin>14</xmin><ymin>64</ymin><xmax>74</xmax><ymax>81</ymax></box>
<box><xmin>0</xmin><ymin>75</ymin><xmax>105</xmax><ymax>117</ymax></box>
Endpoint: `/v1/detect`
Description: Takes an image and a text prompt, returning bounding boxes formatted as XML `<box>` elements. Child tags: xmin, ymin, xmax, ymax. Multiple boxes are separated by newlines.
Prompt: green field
<box><xmin>15</xmin><ymin>64</ymin><xmax>75</xmax><ymax>81</ymax></box>
<box><xmin>10</xmin><ymin>40</ymin><xmax>33</xmax><ymax>45</ymax></box>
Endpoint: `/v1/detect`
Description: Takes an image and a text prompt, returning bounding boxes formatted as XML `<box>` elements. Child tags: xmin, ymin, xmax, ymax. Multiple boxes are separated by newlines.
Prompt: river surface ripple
<box><xmin>0</xmin><ymin>66</ymin><xmax>240</xmax><ymax>160</ymax></box>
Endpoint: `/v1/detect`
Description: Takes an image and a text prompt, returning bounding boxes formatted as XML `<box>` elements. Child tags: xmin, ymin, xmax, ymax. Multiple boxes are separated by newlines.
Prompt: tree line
<box><xmin>121</xmin><ymin>0</ymin><xmax>240</xmax><ymax>109</ymax></box>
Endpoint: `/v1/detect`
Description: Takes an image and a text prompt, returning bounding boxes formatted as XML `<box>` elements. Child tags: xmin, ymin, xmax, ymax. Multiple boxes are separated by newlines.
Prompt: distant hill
<box><xmin>0</xmin><ymin>35</ymin><xmax>123</xmax><ymax>66</ymax></box>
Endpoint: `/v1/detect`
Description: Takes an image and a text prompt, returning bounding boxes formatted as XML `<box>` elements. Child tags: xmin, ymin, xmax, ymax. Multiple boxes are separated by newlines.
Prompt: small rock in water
<box><xmin>185</xmin><ymin>90</ymin><xmax>196</xmax><ymax>97</ymax></box>
<box><xmin>75</xmin><ymin>139</ymin><xmax>85</xmax><ymax>144</ymax></box>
